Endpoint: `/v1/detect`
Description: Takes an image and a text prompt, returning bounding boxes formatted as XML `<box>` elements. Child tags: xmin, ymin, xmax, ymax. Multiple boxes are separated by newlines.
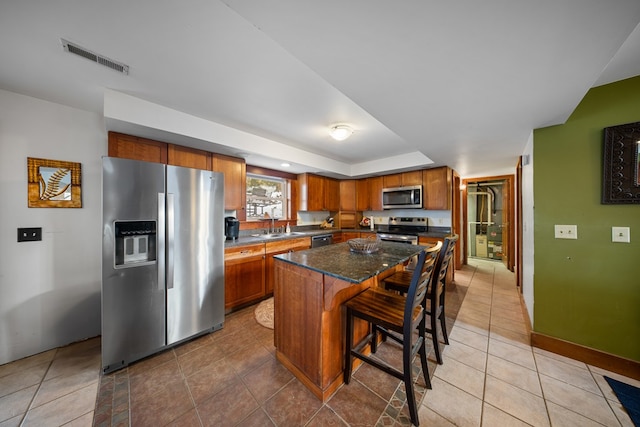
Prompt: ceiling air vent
<box><xmin>61</xmin><ymin>39</ymin><xmax>129</xmax><ymax>75</ymax></box>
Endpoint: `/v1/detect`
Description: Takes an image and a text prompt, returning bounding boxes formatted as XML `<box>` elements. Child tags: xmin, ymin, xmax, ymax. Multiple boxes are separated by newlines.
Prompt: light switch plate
<box><xmin>554</xmin><ymin>225</ymin><xmax>577</xmax><ymax>239</ymax></box>
<box><xmin>612</xmin><ymin>226</ymin><xmax>630</xmax><ymax>243</ymax></box>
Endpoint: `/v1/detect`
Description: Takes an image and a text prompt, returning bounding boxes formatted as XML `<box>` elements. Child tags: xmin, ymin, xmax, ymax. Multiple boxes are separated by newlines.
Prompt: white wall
<box><xmin>0</xmin><ymin>90</ymin><xmax>106</xmax><ymax>365</ymax></box>
<box><xmin>521</xmin><ymin>132</ymin><xmax>535</xmax><ymax>326</ymax></box>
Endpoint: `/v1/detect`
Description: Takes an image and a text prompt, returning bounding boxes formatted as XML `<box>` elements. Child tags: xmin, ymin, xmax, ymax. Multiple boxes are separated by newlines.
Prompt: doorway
<box><xmin>462</xmin><ymin>175</ymin><xmax>515</xmax><ymax>272</ymax></box>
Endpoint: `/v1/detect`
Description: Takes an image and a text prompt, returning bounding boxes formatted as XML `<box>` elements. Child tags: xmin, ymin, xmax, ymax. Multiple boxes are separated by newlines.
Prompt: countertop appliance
<box><xmin>311</xmin><ymin>233</ymin><xmax>333</xmax><ymax>248</ymax></box>
<box><xmin>102</xmin><ymin>157</ymin><xmax>225</xmax><ymax>374</ymax></box>
<box><xmin>377</xmin><ymin>217</ymin><xmax>428</xmax><ymax>245</ymax></box>
<box><xmin>382</xmin><ymin>185</ymin><xmax>423</xmax><ymax>209</ymax></box>
<box><xmin>225</xmin><ymin>216</ymin><xmax>240</xmax><ymax>240</ymax></box>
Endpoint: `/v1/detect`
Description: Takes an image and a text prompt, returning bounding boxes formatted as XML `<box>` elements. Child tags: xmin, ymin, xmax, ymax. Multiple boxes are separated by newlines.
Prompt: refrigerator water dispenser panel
<box><xmin>114</xmin><ymin>220</ymin><xmax>157</xmax><ymax>267</ymax></box>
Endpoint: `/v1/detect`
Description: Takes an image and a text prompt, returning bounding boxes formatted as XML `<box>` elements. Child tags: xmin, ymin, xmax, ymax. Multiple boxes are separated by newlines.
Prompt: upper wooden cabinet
<box><xmin>382</xmin><ymin>171</ymin><xmax>422</xmax><ymax>188</ymax></box>
<box><xmin>167</xmin><ymin>144</ymin><xmax>212</xmax><ymax>170</ymax></box>
<box><xmin>356</xmin><ymin>177</ymin><xmax>383</xmax><ymax>211</ymax></box>
<box><xmin>369</xmin><ymin>177</ymin><xmax>384</xmax><ymax>210</ymax></box>
<box><xmin>213</xmin><ymin>154</ymin><xmax>246</xmax><ymax>220</ymax></box>
<box><xmin>355</xmin><ymin>179</ymin><xmax>370</xmax><ymax>211</ymax></box>
<box><xmin>298</xmin><ymin>173</ymin><xmax>339</xmax><ymax>211</ymax></box>
<box><xmin>339</xmin><ymin>180</ymin><xmax>356</xmax><ymax>211</ymax></box>
<box><xmin>108</xmin><ymin>132</ymin><xmax>168</xmax><ymax>163</ymax></box>
<box><xmin>325</xmin><ymin>178</ymin><xmax>340</xmax><ymax>211</ymax></box>
<box><xmin>423</xmin><ymin>167</ymin><xmax>452</xmax><ymax>210</ymax></box>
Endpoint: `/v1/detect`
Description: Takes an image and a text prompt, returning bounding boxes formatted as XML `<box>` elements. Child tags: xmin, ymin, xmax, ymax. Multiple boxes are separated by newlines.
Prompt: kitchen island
<box><xmin>273</xmin><ymin>241</ymin><xmax>428</xmax><ymax>401</ymax></box>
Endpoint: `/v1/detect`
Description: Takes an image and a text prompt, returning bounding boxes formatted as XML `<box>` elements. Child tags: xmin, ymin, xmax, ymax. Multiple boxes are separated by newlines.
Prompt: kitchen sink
<box><xmin>251</xmin><ymin>232</ymin><xmax>307</xmax><ymax>239</ymax></box>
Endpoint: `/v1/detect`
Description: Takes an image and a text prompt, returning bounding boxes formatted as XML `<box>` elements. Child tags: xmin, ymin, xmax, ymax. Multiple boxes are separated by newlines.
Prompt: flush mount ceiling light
<box><xmin>329</xmin><ymin>125</ymin><xmax>353</xmax><ymax>141</ymax></box>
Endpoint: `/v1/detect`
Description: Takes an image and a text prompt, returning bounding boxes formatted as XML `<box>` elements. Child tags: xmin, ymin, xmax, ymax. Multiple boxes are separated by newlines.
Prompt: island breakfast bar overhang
<box><xmin>273</xmin><ymin>241</ymin><xmax>430</xmax><ymax>401</ymax></box>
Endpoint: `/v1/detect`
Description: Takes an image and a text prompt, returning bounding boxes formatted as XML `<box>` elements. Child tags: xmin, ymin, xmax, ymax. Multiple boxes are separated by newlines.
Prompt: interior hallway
<box><xmin>0</xmin><ymin>258</ymin><xmax>637</xmax><ymax>426</ymax></box>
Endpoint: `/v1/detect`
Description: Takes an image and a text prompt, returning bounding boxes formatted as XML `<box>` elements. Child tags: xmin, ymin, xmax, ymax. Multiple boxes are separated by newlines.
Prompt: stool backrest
<box><xmin>404</xmin><ymin>243</ymin><xmax>440</xmax><ymax>333</ymax></box>
<box><xmin>429</xmin><ymin>235</ymin><xmax>459</xmax><ymax>307</ymax></box>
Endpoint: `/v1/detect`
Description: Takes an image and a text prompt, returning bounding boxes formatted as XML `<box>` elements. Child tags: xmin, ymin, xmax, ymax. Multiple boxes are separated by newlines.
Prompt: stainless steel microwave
<box><xmin>382</xmin><ymin>185</ymin><xmax>423</xmax><ymax>209</ymax></box>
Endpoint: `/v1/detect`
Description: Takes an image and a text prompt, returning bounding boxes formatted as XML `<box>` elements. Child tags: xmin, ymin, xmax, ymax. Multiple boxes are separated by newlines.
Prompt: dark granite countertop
<box><xmin>224</xmin><ymin>227</ymin><xmax>451</xmax><ymax>248</ymax></box>
<box><xmin>274</xmin><ymin>241</ymin><xmax>428</xmax><ymax>283</ymax></box>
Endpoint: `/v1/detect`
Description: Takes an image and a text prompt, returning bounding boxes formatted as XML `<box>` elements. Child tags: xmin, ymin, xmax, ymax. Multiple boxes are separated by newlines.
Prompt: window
<box><xmin>246</xmin><ymin>173</ymin><xmax>288</xmax><ymax>220</ymax></box>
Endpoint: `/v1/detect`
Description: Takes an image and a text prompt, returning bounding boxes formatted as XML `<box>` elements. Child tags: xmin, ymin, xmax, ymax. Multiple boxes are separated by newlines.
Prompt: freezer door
<box><xmin>166</xmin><ymin>165</ymin><xmax>225</xmax><ymax>345</ymax></box>
<box><xmin>102</xmin><ymin>157</ymin><xmax>166</xmax><ymax>373</ymax></box>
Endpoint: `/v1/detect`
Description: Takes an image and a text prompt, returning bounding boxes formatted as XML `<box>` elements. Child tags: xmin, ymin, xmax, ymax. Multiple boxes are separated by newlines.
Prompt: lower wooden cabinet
<box><xmin>224</xmin><ymin>243</ymin><xmax>265</xmax><ymax>311</ymax></box>
<box><xmin>225</xmin><ymin>237</ymin><xmax>311</xmax><ymax>311</ymax></box>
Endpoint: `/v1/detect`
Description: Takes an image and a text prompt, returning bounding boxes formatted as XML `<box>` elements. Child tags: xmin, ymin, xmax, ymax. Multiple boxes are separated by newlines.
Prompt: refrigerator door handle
<box><xmin>158</xmin><ymin>193</ymin><xmax>166</xmax><ymax>291</ymax></box>
<box><xmin>166</xmin><ymin>193</ymin><xmax>175</xmax><ymax>289</ymax></box>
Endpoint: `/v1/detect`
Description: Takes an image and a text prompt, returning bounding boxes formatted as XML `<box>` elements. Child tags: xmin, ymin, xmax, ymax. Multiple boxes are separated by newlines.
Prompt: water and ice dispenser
<box><xmin>114</xmin><ymin>220</ymin><xmax>157</xmax><ymax>267</ymax></box>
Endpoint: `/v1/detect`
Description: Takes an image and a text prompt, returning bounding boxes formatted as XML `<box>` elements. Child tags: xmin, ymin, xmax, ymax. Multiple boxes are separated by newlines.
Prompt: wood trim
<box><xmin>247</xmin><ymin>165</ymin><xmax>298</xmax><ymax>180</ymax></box>
<box><xmin>530</xmin><ymin>332</ymin><xmax>640</xmax><ymax>381</ymax></box>
<box><xmin>108</xmin><ymin>131</ymin><xmax>168</xmax><ymax>163</ymax></box>
<box><xmin>462</xmin><ymin>174</ymin><xmax>515</xmax><ymax>271</ymax></box>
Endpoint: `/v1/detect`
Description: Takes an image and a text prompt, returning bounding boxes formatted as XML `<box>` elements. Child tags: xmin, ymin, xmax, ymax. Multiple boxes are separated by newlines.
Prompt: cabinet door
<box><xmin>298</xmin><ymin>173</ymin><xmax>323</xmax><ymax>211</ymax></box>
<box><xmin>225</xmin><ymin>255</ymin><xmax>265</xmax><ymax>310</ymax></box>
<box><xmin>299</xmin><ymin>173</ymin><xmax>338</xmax><ymax>211</ymax></box>
<box><xmin>356</xmin><ymin>179</ymin><xmax>371</xmax><ymax>211</ymax></box>
<box><xmin>382</xmin><ymin>174</ymin><xmax>402</xmax><ymax>188</ymax></box>
<box><xmin>369</xmin><ymin>177</ymin><xmax>384</xmax><ymax>210</ymax></box>
<box><xmin>402</xmin><ymin>170</ymin><xmax>423</xmax><ymax>186</ymax></box>
<box><xmin>108</xmin><ymin>132</ymin><xmax>167</xmax><ymax>163</ymax></box>
<box><xmin>423</xmin><ymin>167</ymin><xmax>451</xmax><ymax>210</ymax></box>
<box><xmin>213</xmin><ymin>154</ymin><xmax>246</xmax><ymax>219</ymax></box>
<box><xmin>225</xmin><ymin>243</ymin><xmax>265</xmax><ymax>311</ymax></box>
<box><xmin>324</xmin><ymin>178</ymin><xmax>340</xmax><ymax>211</ymax></box>
<box><xmin>341</xmin><ymin>232</ymin><xmax>360</xmax><ymax>242</ymax></box>
<box><xmin>339</xmin><ymin>180</ymin><xmax>356</xmax><ymax>211</ymax></box>
<box><xmin>168</xmin><ymin>144</ymin><xmax>212</xmax><ymax>170</ymax></box>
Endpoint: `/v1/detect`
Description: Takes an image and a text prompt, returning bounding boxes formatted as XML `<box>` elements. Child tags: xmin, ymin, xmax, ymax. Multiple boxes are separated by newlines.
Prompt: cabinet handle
<box><xmin>240</xmin><ymin>250</ymin><xmax>250</xmax><ymax>254</ymax></box>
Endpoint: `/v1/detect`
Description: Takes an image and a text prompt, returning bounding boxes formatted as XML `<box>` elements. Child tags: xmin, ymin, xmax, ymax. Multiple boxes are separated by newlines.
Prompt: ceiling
<box><xmin>1</xmin><ymin>1</ymin><xmax>640</xmax><ymax>178</ymax></box>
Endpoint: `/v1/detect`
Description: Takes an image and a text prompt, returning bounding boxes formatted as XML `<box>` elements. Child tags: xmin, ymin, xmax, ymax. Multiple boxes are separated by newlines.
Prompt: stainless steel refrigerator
<box><xmin>101</xmin><ymin>157</ymin><xmax>225</xmax><ymax>373</ymax></box>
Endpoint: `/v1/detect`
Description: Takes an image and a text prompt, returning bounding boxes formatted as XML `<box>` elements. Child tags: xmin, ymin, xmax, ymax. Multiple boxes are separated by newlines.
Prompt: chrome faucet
<box><xmin>271</xmin><ymin>217</ymin><xmax>276</xmax><ymax>233</ymax></box>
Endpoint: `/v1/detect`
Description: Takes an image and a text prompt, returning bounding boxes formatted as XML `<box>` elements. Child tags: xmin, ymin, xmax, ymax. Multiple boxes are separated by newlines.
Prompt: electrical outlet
<box><xmin>612</xmin><ymin>226</ymin><xmax>630</xmax><ymax>243</ymax></box>
<box><xmin>17</xmin><ymin>227</ymin><xmax>42</xmax><ymax>242</ymax></box>
<box><xmin>554</xmin><ymin>225</ymin><xmax>577</xmax><ymax>239</ymax></box>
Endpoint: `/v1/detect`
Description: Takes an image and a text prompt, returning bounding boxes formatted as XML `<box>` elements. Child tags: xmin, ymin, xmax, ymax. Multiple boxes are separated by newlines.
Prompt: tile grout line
<box><xmin>17</xmin><ymin>349</ymin><xmax>58</xmax><ymax>427</ymax></box>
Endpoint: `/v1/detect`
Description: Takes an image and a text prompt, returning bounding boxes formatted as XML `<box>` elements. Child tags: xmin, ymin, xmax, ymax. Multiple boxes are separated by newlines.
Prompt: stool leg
<box><xmin>403</xmin><ymin>338</ymin><xmax>420</xmax><ymax>426</ymax></box>
<box><xmin>440</xmin><ymin>295</ymin><xmax>449</xmax><ymax>345</ymax></box>
<box><xmin>419</xmin><ymin>338</ymin><xmax>432</xmax><ymax>390</ymax></box>
<box><xmin>432</xmin><ymin>311</ymin><xmax>443</xmax><ymax>365</ymax></box>
<box><xmin>344</xmin><ymin>308</ymin><xmax>354</xmax><ymax>384</ymax></box>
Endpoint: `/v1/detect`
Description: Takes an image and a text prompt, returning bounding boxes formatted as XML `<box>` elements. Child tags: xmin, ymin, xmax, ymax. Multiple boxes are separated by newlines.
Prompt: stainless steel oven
<box><xmin>377</xmin><ymin>232</ymin><xmax>418</xmax><ymax>245</ymax></box>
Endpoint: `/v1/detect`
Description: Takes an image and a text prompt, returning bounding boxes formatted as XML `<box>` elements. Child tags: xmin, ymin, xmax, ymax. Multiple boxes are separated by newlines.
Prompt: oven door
<box><xmin>377</xmin><ymin>233</ymin><xmax>418</xmax><ymax>245</ymax></box>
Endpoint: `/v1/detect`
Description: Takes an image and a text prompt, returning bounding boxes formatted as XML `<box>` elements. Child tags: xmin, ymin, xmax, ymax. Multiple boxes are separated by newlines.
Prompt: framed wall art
<box><xmin>27</xmin><ymin>157</ymin><xmax>82</xmax><ymax>208</ymax></box>
<box><xmin>602</xmin><ymin>121</ymin><xmax>640</xmax><ymax>204</ymax></box>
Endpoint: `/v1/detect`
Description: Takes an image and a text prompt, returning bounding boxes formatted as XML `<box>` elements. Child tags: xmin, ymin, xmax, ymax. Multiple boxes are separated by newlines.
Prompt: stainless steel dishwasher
<box><xmin>311</xmin><ymin>234</ymin><xmax>333</xmax><ymax>248</ymax></box>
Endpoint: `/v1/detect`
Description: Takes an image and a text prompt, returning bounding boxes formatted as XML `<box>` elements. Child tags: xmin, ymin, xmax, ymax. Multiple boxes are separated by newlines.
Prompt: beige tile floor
<box><xmin>1</xmin><ymin>258</ymin><xmax>638</xmax><ymax>426</ymax></box>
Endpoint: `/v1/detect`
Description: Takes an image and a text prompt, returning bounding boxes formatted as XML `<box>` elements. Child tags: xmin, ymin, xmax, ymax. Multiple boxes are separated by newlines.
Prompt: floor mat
<box><xmin>604</xmin><ymin>376</ymin><xmax>640</xmax><ymax>426</ymax></box>
<box><xmin>254</xmin><ymin>297</ymin><xmax>274</xmax><ymax>329</ymax></box>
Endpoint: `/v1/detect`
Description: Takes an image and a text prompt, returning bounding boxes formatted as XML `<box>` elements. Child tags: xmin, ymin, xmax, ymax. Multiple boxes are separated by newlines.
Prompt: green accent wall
<box><xmin>533</xmin><ymin>76</ymin><xmax>640</xmax><ymax>362</ymax></box>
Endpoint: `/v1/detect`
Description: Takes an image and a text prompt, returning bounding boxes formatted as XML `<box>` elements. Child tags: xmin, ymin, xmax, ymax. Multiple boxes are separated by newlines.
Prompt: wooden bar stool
<box><xmin>344</xmin><ymin>247</ymin><xmax>439</xmax><ymax>426</ymax></box>
<box><xmin>383</xmin><ymin>235</ymin><xmax>458</xmax><ymax>365</ymax></box>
